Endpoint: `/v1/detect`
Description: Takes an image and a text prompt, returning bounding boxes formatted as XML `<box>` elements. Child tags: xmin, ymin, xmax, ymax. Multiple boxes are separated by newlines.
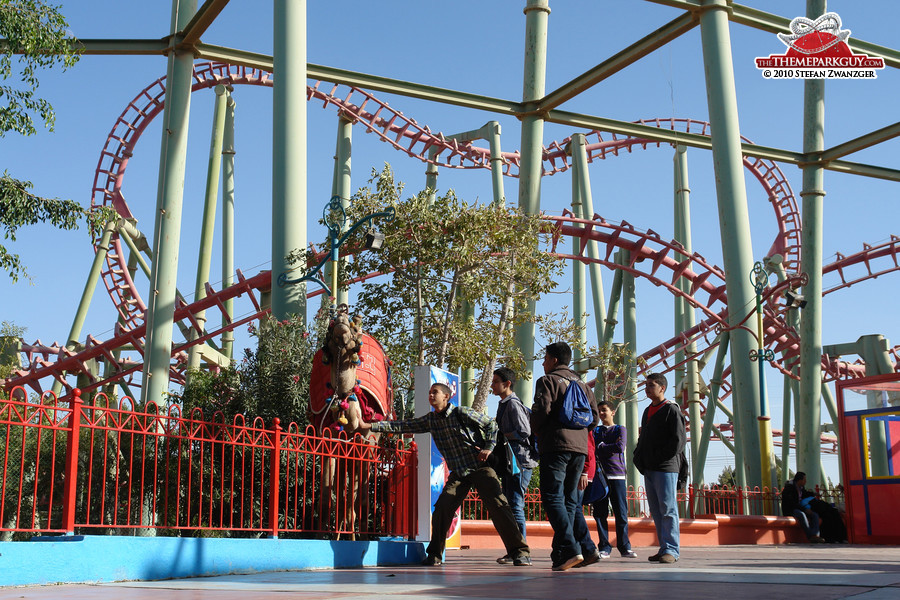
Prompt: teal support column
<box><xmin>781</xmin><ymin>372</ymin><xmax>794</xmax><ymax>478</ymax></box>
<box><xmin>188</xmin><ymin>85</ymin><xmax>229</xmax><ymax>374</ymax></box>
<box><xmin>571</xmin><ymin>160</ymin><xmax>587</xmax><ymax>367</ymax></box>
<box><xmin>52</xmin><ymin>221</ymin><xmax>117</xmax><ymax>397</ymax></box>
<box><xmin>824</xmin><ymin>335</ymin><xmax>894</xmax><ymax>475</ymax></box>
<box><xmin>140</xmin><ymin>0</ymin><xmax>197</xmax><ymax>407</ymax></box>
<box><xmin>487</xmin><ymin>122</ymin><xmax>506</xmax><ymax>206</ymax></box>
<box><xmin>699</xmin><ymin>0</ymin><xmax>762</xmax><ymax>488</ymax></box>
<box><xmin>514</xmin><ymin>0</ymin><xmax>550</xmax><ymax>406</ymax></box>
<box><xmin>766</xmin><ymin>254</ymin><xmax>800</xmax><ymax>482</ymax></box>
<box><xmin>621</xmin><ymin>250</ymin><xmax>640</xmax><ymax>491</ymax></box>
<box><xmin>272</xmin><ymin>0</ymin><xmax>307</xmax><ymax>322</ymax></box>
<box><xmin>602</xmin><ymin>265</ymin><xmax>623</xmax><ymax>348</ymax></box>
<box><xmin>601</xmin><ymin>253</ymin><xmax>624</xmax><ymax>406</ymax></box>
<box><xmin>693</xmin><ymin>332</ymin><xmax>730</xmax><ymax>494</ymax></box>
<box><xmin>798</xmin><ymin>0</ymin><xmax>827</xmax><ymax>489</ymax></box>
<box><xmin>464</xmin><ymin>122</ymin><xmax>506</xmax><ymax>408</ymax></box>
<box><xmin>424</xmin><ymin>154</ymin><xmax>438</xmax><ymax>204</ymax></box>
<box><xmin>423</xmin><ymin>122</ymin><xmax>507</xmax><ymax>408</ymax></box>
<box><xmin>674</xmin><ymin>145</ymin><xmax>703</xmax><ymax>483</ymax></box>
<box><xmin>328</xmin><ymin>116</ymin><xmax>353</xmax><ymax>307</ymax></box>
<box><xmin>221</xmin><ymin>92</ymin><xmax>236</xmax><ymax>361</ymax></box>
<box><xmin>570</xmin><ymin>134</ymin><xmax>607</xmax><ymax>347</ymax></box>
<box><xmin>820</xmin><ymin>382</ymin><xmax>841</xmax><ymax>485</ymax></box>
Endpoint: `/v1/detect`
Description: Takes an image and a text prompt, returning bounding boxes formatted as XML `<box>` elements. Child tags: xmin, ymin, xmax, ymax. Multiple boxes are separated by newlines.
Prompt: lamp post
<box><xmin>277</xmin><ymin>195</ymin><xmax>393</xmax><ymax>303</ymax></box>
<box><xmin>749</xmin><ymin>261</ymin><xmax>777</xmax><ymax>502</ymax></box>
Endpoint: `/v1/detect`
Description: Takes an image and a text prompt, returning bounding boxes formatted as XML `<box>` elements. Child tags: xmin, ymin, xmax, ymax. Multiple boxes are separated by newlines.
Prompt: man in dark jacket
<box><xmin>633</xmin><ymin>373</ymin><xmax>686</xmax><ymax>564</ymax></box>
<box><xmin>781</xmin><ymin>471</ymin><xmax>824</xmax><ymax>542</ymax></box>
<box><xmin>531</xmin><ymin>342</ymin><xmax>600</xmax><ymax>571</ymax></box>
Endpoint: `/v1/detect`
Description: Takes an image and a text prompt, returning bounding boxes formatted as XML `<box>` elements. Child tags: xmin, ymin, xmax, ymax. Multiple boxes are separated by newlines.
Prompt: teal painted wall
<box><xmin>0</xmin><ymin>535</ymin><xmax>424</xmax><ymax>587</ymax></box>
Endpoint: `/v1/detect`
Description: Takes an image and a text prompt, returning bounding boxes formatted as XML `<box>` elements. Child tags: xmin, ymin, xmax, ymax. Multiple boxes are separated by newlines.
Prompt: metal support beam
<box><xmin>621</xmin><ymin>250</ymin><xmax>640</xmax><ymax>491</ymax></box>
<box><xmin>514</xmin><ymin>0</ymin><xmax>550</xmax><ymax>408</ymax></box>
<box><xmin>820</xmin><ymin>121</ymin><xmax>900</xmax><ymax>163</ymax></box>
<box><xmin>644</xmin><ymin>0</ymin><xmax>900</xmax><ymax>68</ymax></box>
<box><xmin>188</xmin><ymin>85</ymin><xmax>228</xmax><ymax>374</ymax></box>
<box><xmin>141</xmin><ymin>0</ymin><xmax>198</xmax><ymax>407</ymax></box>
<box><xmin>328</xmin><ymin>116</ymin><xmax>353</xmax><ymax>307</ymax></box>
<box><xmin>798</xmin><ymin>0</ymin><xmax>827</xmax><ymax>490</ymax></box>
<box><xmin>602</xmin><ymin>261</ymin><xmax>624</xmax><ymax>347</ymax></box>
<box><xmin>51</xmin><ymin>221</ymin><xmax>117</xmax><ymax>397</ymax></box>
<box><xmin>181</xmin><ymin>0</ymin><xmax>232</xmax><ymax>46</ymax></box>
<box><xmin>221</xmin><ymin>92</ymin><xmax>236</xmax><ymax>361</ymax></box>
<box><xmin>271</xmin><ymin>0</ymin><xmax>307</xmax><ymax>322</ymax></box>
<box><xmin>693</xmin><ymin>331</ymin><xmax>730</xmax><ymax>493</ymax></box>
<box><xmin>699</xmin><ymin>0</ymin><xmax>762</xmax><ymax>488</ymax></box>
<box><xmin>571</xmin><ymin>155</ymin><xmax>588</xmax><ymax>367</ymax></box>
<box><xmin>570</xmin><ymin>134</ymin><xmax>607</xmax><ymax>347</ymax></box>
<box><xmin>541</xmin><ymin>12</ymin><xmax>698</xmax><ymax>110</ymax></box>
<box><xmin>674</xmin><ymin>145</ymin><xmax>703</xmax><ymax>487</ymax></box>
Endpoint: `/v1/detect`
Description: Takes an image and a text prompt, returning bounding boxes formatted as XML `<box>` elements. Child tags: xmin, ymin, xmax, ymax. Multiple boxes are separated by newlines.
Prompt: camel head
<box><xmin>322</xmin><ymin>305</ymin><xmax>365</xmax><ymax>431</ymax></box>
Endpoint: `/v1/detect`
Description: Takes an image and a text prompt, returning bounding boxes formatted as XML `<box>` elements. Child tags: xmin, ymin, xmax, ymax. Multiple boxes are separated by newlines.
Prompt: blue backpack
<box><xmin>557</xmin><ymin>376</ymin><xmax>593</xmax><ymax>429</ymax></box>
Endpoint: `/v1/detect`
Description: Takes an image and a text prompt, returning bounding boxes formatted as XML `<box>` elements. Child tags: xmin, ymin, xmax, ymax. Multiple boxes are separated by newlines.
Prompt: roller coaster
<box><xmin>3</xmin><ymin>3</ymin><xmax>899</xmax><ymax>493</ymax></box>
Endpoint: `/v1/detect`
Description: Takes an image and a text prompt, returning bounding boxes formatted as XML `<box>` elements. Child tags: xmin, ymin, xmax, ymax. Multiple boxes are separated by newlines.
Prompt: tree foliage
<box><xmin>174</xmin><ymin>311</ymin><xmax>328</xmax><ymax>428</ymax></box>
<box><xmin>327</xmin><ymin>166</ymin><xmax>566</xmax><ymax>410</ymax></box>
<box><xmin>0</xmin><ymin>1</ymin><xmax>96</xmax><ymax>283</ymax></box>
<box><xmin>0</xmin><ymin>319</ymin><xmax>25</xmax><ymax>379</ymax></box>
<box><xmin>1</xmin><ymin>0</ymin><xmax>79</xmax><ymax>137</ymax></box>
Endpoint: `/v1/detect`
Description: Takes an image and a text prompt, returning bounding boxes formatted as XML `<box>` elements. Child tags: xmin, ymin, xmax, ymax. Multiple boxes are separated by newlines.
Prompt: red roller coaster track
<box><xmin>3</xmin><ymin>62</ymin><xmax>897</xmax><ymax>404</ymax></box>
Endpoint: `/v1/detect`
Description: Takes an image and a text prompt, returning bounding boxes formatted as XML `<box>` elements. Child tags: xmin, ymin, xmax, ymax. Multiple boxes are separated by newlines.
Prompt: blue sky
<box><xmin>3</xmin><ymin>1</ymin><xmax>898</xmax><ymax>483</ymax></box>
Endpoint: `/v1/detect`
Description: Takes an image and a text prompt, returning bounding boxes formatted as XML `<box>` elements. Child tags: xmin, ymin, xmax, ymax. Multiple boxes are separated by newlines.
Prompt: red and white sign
<box><xmin>755</xmin><ymin>13</ymin><xmax>884</xmax><ymax>79</ymax></box>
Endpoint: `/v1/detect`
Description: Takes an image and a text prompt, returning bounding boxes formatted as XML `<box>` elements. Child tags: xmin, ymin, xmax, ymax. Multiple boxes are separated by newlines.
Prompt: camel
<box><xmin>308</xmin><ymin>304</ymin><xmax>393</xmax><ymax>538</ymax></box>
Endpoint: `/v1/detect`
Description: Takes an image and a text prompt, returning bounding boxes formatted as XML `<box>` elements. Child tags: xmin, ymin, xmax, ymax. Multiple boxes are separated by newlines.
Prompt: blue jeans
<box><xmin>572</xmin><ymin>486</ymin><xmax>598</xmax><ymax>557</ymax></box>
<box><xmin>644</xmin><ymin>470</ymin><xmax>680</xmax><ymax>558</ymax></box>
<box><xmin>502</xmin><ymin>466</ymin><xmax>533</xmax><ymax>540</ymax></box>
<box><xmin>792</xmin><ymin>508</ymin><xmax>820</xmax><ymax>539</ymax></box>
<box><xmin>540</xmin><ymin>451</ymin><xmax>586</xmax><ymax>564</ymax></box>
<box><xmin>591</xmin><ymin>478</ymin><xmax>631</xmax><ymax>554</ymax></box>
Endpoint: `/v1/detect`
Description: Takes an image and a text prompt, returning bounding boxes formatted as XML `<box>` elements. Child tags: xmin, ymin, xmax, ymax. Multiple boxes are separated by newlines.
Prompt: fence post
<box><xmin>268</xmin><ymin>418</ymin><xmax>282</xmax><ymax>539</ymax></box>
<box><xmin>688</xmin><ymin>484</ymin><xmax>695</xmax><ymax>518</ymax></box>
<box><xmin>61</xmin><ymin>389</ymin><xmax>83</xmax><ymax>535</ymax></box>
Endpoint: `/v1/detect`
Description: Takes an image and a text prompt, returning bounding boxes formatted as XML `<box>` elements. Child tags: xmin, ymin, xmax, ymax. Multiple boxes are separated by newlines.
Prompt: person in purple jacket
<box><xmin>589</xmin><ymin>400</ymin><xmax>637</xmax><ymax>559</ymax></box>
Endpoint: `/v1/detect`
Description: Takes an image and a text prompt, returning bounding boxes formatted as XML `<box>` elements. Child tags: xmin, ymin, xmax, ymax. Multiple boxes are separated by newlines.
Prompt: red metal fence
<box><xmin>1</xmin><ymin>388</ymin><xmax>416</xmax><ymax>540</ymax></box>
<box><xmin>3</xmin><ymin>387</ymin><xmax>847</xmax><ymax>540</ymax></box>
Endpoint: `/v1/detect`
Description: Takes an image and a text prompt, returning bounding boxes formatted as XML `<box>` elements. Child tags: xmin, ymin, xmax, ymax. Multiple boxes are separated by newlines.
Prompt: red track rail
<box><xmin>3</xmin><ymin>62</ymin><xmax>896</xmax><ymax>399</ymax></box>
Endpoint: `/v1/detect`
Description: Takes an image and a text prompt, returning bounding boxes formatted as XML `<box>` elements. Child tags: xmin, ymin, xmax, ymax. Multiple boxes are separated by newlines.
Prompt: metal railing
<box><xmin>0</xmin><ymin>388</ymin><xmax>416</xmax><ymax>540</ymax></box>
<box><xmin>463</xmin><ymin>483</ymin><xmax>845</xmax><ymax>521</ymax></box>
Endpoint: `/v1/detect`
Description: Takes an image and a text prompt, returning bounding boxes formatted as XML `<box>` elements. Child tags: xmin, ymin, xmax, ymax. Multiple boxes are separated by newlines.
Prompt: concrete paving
<box><xmin>3</xmin><ymin>545</ymin><xmax>899</xmax><ymax>599</ymax></box>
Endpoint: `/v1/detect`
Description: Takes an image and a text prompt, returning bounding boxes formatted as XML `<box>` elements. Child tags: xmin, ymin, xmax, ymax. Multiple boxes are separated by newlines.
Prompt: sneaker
<box><xmin>551</xmin><ymin>553</ymin><xmax>584</xmax><ymax>571</ymax></box>
<box><xmin>421</xmin><ymin>555</ymin><xmax>442</xmax><ymax>566</ymax></box>
<box><xmin>659</xmin><ymin>553</ymin><xmax>678</xmax><ymax>564</ymax></box>
<box><xmin>513</xmin><ymin>556</ymin><xmax>532</xmax><ymax>567</ymax></box>
<box><xmin>496</xmin><ymin>555</ymin><xmax>513</xmax><ymax>565</ymax></box>
<box><xmin>809</xmin><ymin>536</ymin><xmax>826</xmax><ymax>544</ymax></box>
<box><xmin>575</xmin><ymin>549</ymin><xmax>601</xmax><ymax>568</ymax></box>
<box><xmin>648</xmin><ymin>552</ymin><xmax>663</xmax><ymax>562</ymax></box>
<box><xmin>599</xmin><ymin>550</ymin><xmax>611</xmax><ymax>559</ymax></box>
<box><xmin>621</xmin><ymin>550</ymin><xmax>638</xmax><ymax>558</ymax></box>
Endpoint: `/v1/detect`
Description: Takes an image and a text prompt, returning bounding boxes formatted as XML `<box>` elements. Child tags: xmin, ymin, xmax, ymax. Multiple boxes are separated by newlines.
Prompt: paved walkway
<box><xmin>3</xmin><ymin>545</ymin><xmax>899</xmax><ymax>599</ymax></box>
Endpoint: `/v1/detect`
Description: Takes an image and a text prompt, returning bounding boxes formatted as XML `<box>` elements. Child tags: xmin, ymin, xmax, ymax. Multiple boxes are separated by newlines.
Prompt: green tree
<box><xmin>0</xmin><ymin>0</ymin><xmax>91</xmax><ymax>283</ymax></box>
<box><xmin>174</xmin><ymin>312</ymin><xmax>327</xmax><ymax>428</ymax></box>
<box><xmin>0</xmin><ymin>319</ymin><xmax>25</xmax><ymax>379</ymax></box>
<box><xmin>718</xmin><ymin>464</ymin><xmax>737</xmax><ymax>487</ymax></box>
<box><xmin>330</xmin><ymin>166</ymin><xmax>565</xmax><ymax>412</ymax></box>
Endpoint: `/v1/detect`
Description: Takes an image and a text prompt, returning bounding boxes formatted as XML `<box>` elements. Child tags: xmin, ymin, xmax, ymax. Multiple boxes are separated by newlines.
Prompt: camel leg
<box><xmin>320</xmin><ymin>455</ymin><xmax>337</xmax><ymax>536</ymax></box>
